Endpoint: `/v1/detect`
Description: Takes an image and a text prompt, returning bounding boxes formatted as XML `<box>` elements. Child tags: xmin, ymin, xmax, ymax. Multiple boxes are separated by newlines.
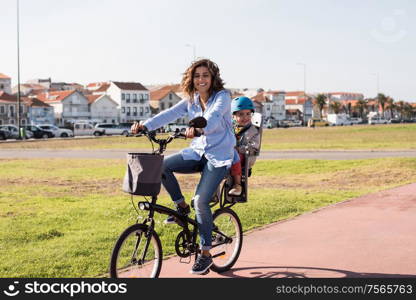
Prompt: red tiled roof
<box><xmin>150</xmin><ymin>89</ymin><xmax>171</xmax><ymax>101</ymax></box>
<box><xmin>112</xmin><ymin>81</ymin><xmax>147</xmax><ymax>91</ymax></box>
<box><xmin>37</xmin><ymin>90</ymin><xmax>75</xmax><ymax>103</ymax></box>
<box><xmin>23</xmin><ymin>97</ymin><xmax>51</xmax><ymax>107</ymax></box>
<box><xmin>329</xmin><ymin>92</ymin><xmax>363</xmax><ymax>96</ymax></box>
<box><xmin>0</xmin><ymin>92</ymin><xmax>17</xmax><ymax>102</ymax></box>
<box><xmin>265</xmin><ymin>90</ymin><xmax>285</xmax><ymax>95</ymax></box>
<box><xmin>286</xmin><ymin>98</ymin><xmax>308</xmax><ymax>105</ymax></box>
<box><xmin>285</xmin><ymin>91</ymin><xmax>305</xmax><ymax>97</ymax></box>
<box><xmin>0</xmin><ymin>73</ymin><xmax>11</xmax><ymax>79</ymax></box>
<box><xmin>252</xmin><ymin>92</ymin><xmax>270</xmax><ymax>102</ymax></box>
<box><xmin>94</xmin><ymin>83</ymin><xmax>110</xmax><ymax>93</ymax></box>
<box><xmin>85</xmin><ymin>94</ymin><xmax>101</xmax><ymax>104</ymax></box>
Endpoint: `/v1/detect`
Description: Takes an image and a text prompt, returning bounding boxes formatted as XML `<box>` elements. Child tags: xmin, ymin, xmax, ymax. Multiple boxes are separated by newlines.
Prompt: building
<box><xmin>24</xmin><ymin>97</ymin><xmax>54</xmax><ymax>125</ymax></box>
<box><xmin>88</xmin><ymin>81</ymin><xmax>151</xmax><ymax>122</ymax></box>
<box><xmin>86</xmin><ymin>94</ymin><xmax>119</xmax><ymax>124</ymax></box>
<box><xmin>285</xmin><ymin>91</ymin><xmax>313</xmax><ymax>123</ymax></box>
<box><xmin>37</xmin><ymin>90</ymin><xmax>90</xmax><ymax>125</ymax></box>
<box><xmin>149</xmin><ymin>85</ymin><xmax>187</xmax><ymax>124</ymax></box>
<box><xmin>0</xmin><ymin>92</ymin><xmax>29</xmax><ymax>125</ymax></box>
<box><xmin>0</xmin><ymin>73</ymin><xmax>12</xmax><ymax>94</ymax></box>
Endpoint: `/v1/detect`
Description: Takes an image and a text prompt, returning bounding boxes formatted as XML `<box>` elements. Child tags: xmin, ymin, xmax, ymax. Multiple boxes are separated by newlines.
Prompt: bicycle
<box><xmin>109</xmin><ymin>117</ymin><xmax>243</xmax><ymax>278</ymax></box>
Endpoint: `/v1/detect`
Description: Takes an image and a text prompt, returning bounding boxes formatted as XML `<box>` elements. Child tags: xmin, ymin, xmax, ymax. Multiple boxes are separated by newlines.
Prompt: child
<box><xmin>229</xmin><ymin>97</ymin><xmax>261</xmax><ymax>196</ymax></box>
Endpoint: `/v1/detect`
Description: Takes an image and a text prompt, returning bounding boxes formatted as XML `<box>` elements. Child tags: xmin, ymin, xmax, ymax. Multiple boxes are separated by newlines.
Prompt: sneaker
<box><xmin>190</xmin><ymin>255</ymin><xmax>213</xmax><ymax>275</ymax></box>
<box><xmin>228</xmin><ymin>184</ymin><xmax>242</xmax><ymax>196</ymax></box>
<box><xmin>164</xmin><ymin>203</ymin><xmax>190</xmax><ymax>224</ymax></box>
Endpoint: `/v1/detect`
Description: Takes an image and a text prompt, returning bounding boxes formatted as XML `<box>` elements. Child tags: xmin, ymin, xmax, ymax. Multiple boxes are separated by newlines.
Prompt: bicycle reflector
<box><xmin>138</xmin><ymin>202</ymin><xmax>151</xmax><ymax>210</ymax></box>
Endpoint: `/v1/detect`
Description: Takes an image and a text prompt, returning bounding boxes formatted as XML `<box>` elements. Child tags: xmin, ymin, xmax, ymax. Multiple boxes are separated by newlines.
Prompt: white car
<box><xmin>368</xmin><ymin>117</ymin><xmax>389</xmax><ymax>125</ymax></box>
<box><xmin>38</xmin><ymin>124</ymin><xmax>74</xmax><ymax>138</ymax></box>
<box><xmin>94</xmin><ymin>124</ymin><xmax>129</xmax><ymax>136</ymax></box>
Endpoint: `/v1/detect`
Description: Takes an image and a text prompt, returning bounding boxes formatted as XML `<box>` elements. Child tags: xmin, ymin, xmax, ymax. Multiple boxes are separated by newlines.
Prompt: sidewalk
<box><xmin>159</xmin><ymin>183</ymin><xmax>416</xmax><ymax>278</ymax></box>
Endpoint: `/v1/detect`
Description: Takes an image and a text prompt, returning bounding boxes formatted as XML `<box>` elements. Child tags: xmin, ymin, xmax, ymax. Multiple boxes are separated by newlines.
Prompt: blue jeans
<box><xmin>162</xmin><ymin>152</ymin><xmax>228</xmax><ymax>250</ymax></box>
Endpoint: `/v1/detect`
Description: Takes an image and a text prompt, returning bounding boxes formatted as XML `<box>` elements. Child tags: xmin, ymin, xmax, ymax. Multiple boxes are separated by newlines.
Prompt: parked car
<box><xmin>308</xmin><ymin>118</ymin><xmax>329</xmax><ymax>127</ymax></box>
<box><xmin>349</xmin><ymin>117</ymin><xmax>363</xmax><ymax>125</ymax></box>
<box><xmin>38</xmin><ymin>124</ymin><xmax>74</xmax><ymax>138</ymax></box>
<box><xmin>74</xmin><ymin>122</ymin><xmax>105</xmax><ymax>136</ymax></box>
<box><xmin>164</xmin><ymin>123</ymin><xmax>187</xmax><ymax>133</ymax></box>
<box><xmin>327</xmin><ymin>114</ymin><xmax>352</xmax><ymax>126</ymax></box>
<box><xmin>368</xmin><ymin>117</ymin><xmax>390</xmax><ymax>125</ymax></box>
<box><xmin>23</xmin><ymin>125</ymin><xmax>54</xmax><ymax>139</ymax></box>
<box><xmin>0</xmin><ymin>124</ymin><xmax>33</xmax><ymax>139</ymax></box>
<box><xmin>94</xmin><ymin>124</ymin><xmax>129</xmax><ymax>136</ymax></box>
<box><xmin>0</xmin><ymin>128</ymin><xmax>10</xmax><ymax>140</ymax></box>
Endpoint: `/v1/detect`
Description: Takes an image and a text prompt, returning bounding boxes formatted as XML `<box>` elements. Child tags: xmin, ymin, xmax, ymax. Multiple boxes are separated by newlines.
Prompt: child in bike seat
<box><xmin>229</xmin><ymin>97</ymin><xmax>261</xmax><ymax>196</ymax></box>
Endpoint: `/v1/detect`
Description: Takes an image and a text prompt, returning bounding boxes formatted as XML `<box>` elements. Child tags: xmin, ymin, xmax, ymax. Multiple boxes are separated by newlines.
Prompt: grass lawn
<box><xmin>1</xmin><ymin>157</ymin><xmax>416</xmax><ymax>277</ymax></box>
<box><xmin>1</xmin><ymin>124</ymin><xmax>415</xmax><ymax>150</ymax></box>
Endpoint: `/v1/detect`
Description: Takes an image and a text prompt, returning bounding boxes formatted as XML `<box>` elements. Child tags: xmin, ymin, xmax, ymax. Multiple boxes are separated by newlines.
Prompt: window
<box><xmin>122</xmin><ymin>93</ymin><xmax>125</xmax><ymax>100</ymax></box>
<box><xmin>133</xmin><ymin>107</ymin><xmax>137</xmax><ymax>113</ymax></box>
<box><xmin>139</xmin><ymin>94</ymin><xmax>144</xmax><ymax>100</ymax></box>
<box><xmin>161</xmin><ymin>103</ymin><xmax>165</xmax><ymax>110</ymax></box>
<box><xmin>140</xmin><ymin>107</ymin><xmax>143</xmax><ymax>113</ymax></box>
<box><xmin>144</xmin><ymin>94</ymin><xmax>149</xmax><ymax>100</ymax></box>
<box><xmin>145</xmin><ymin>107</ymin><xmax>149</xmax><ymax>113</ymax></box>
<box><xmin>126</xmin><ymin>94</ymin><xmax>130</xmax><ymax>103</ymax></box>
<box><xmin>169</xmin><ymin>93</ymin><xmax>172</xmax><ymax>100</ymax></box>
<box><xmin>0</xmin><ymin>106</ymin><xmax>4</xmax><ymax>114</ymax></box>
<box><xmin>169</xmin><ymin>103</ymin><xmax>173</xmax><ymax>108</ymax></box>
<box><xmin>122</xmin><ymin>107</ymin><xmax>125</xmax><ymax>113</ymax></box>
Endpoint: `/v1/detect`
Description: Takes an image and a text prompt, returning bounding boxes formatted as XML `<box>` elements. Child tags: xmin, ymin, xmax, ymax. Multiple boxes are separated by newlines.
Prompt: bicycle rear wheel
<box><xmin>210</xmin><ymin>208</ymin><xmax>243</xmax><ymax>273</ymax></box>
<box><xmin>110</xmin><ymin>224</ymin><xmax>162</xmax><ymax>278</ymax></box>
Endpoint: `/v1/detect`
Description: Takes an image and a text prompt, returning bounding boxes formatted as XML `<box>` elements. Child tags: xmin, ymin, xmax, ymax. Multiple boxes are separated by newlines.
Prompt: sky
<box><xmin>1</xmin><ymin>0</ymin><xmax>415</xmax><ymax>101</ymax></box>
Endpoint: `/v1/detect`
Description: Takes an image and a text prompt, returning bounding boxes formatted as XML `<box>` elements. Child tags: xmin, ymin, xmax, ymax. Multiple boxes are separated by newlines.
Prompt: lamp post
<box><xmin>297</xmin><ymin>62</ymin><xmax>306</xmax><ymax>122</ymax></box>
<box><xmin>16</xmin><ymin>0</ymin><xmax>22</xmax><ymax>139</ymax></box>
<box><xmin>185</xmin><ymin>43</ymin><xmax>196</xmax><ymax>61</ymax></box>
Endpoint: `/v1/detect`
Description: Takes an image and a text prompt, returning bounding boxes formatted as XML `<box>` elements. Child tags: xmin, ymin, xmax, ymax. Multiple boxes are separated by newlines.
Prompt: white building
<box><xmin>285</xmin><ymin>91</ymin><xmax>313</xmax><ymax>123</ymax></box>
<box><xmin>86</xmin><ymin>94</ymin><xmax>119</xmax><ymax>124</ymax></box>
<box><xmin>107</xmin><ymin>81</ymin><xmax>150</xmax><ymax>122</ymax></box>
<box><xmin>37</xmin><ymin>90</ymin><xmax>90</xmax><ymax>125</ymax></box>
<box><xmin>0</xmin><ymin>73</ymin><xmax>12</xmax><ymax>94</ymax></box>
<box><xmin>149</xmin><ymin>85</ymin><xmax>187</xmax><ymax>124</ymax></box>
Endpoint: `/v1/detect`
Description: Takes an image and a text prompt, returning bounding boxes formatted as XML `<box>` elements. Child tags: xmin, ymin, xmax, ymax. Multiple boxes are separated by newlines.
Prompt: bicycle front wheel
<box><xmin>210</xmin><ymin>208</ymin><xmax>243</xmax><ymax>273</ymax></box>
<box><xmin>110</xmin><ymin>224</ymin><xmax>162</xmax><ymax>278</ymax></box>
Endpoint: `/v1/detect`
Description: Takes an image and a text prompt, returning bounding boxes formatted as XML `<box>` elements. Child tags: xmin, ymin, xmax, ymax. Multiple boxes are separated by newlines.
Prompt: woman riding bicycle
<box><xmin>131</xmin><ymin>58</ymin><xmax>235</xmax><ymax>275</ymax></box>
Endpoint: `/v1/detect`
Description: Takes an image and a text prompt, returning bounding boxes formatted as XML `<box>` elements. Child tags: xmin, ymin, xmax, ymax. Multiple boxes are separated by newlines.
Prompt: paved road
<box><xmin>1</xmin><ymin>149</ymin><xmax>416</xmax><ymax>160</ymax></box>
<box><xmin>159</xmin><ymin>183</ymin><xmax>416</xmax><ymax>278</ymax></box>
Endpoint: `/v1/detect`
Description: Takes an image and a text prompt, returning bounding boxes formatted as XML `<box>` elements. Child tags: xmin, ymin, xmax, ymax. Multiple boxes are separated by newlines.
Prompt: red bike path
<box><xmin>159</xmin><ymin>183</ymin><xmax>416</xmax><ymax>278</ymax></box>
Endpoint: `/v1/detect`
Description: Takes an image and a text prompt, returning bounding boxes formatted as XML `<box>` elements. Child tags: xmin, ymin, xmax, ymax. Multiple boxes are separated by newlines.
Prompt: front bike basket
<box><xmin>122</xmin><ymin>153</ymin><xmax>163</xmax><ymax>196</ymax></box>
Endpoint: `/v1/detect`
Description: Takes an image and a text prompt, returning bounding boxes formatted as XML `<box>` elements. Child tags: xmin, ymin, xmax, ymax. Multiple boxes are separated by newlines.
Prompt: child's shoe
<box><xmin>228</xmin><ymin>184</ymin><xmax>242</xmax><ymax>196</ymax></box>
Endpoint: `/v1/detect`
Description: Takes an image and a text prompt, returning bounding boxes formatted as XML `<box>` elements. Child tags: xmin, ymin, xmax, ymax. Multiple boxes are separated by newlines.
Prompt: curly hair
<box><xmin>180</xmin><ymin>58</ymin><xmax>225</xmax><ymax>101</ymax></box>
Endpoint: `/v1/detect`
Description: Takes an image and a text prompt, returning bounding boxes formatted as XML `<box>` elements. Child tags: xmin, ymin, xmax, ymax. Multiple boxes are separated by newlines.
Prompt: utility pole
<box><xmin>16</xmin><ymin>0</ymin><xmax>22</xmax><ymax>138</ymax></box>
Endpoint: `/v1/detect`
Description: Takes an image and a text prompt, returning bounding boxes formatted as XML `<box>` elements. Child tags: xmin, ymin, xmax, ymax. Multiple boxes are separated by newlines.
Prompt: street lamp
<box><xmin>297</xmin><ymin>63</ymin><xmax>306</xmax><ymax>122</ymax></box>
<box><xmin>185</xmin><ymin>43</ymin><xmax>196</xmax><ymax>61</ymax></box>
<box><xmin>16</xmin><ymin>0</ymin><xmax>22</xmax><ymax>139</ymax></box>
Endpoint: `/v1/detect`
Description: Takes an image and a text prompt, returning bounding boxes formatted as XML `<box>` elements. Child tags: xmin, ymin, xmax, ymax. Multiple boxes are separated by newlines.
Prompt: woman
<box><xmin>131</xmin><ymin>58</ymin><xmax>235</xmax><ymax>275</ymax></box>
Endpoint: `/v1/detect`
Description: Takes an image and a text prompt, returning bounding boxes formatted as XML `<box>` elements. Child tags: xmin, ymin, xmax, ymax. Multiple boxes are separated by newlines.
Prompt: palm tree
<box><xmin>377</xmin><ymin>93</ymin><xmax>388</xmax><ymax>118</ymax></box>
<box><xmin>329</xmin><ymin>101</ymin><xmax>343</xmax><ymax>114</ymax></box>
<box><xmin>355</xmin><ymin>100</ymin><xmax>368</xmax><ymax>119</ymax></box>
<box><xmin>396</xmin><ymin>101</ymin><xmax>406</xmax><ymax>120</ymax></box>
<box><xmin>403</xmin><ymin>103</ymin><xmax>414</xmax><ymax>120</ymax></box>
<box><xmin>385</xmin><ymin>97</ymin><xmax>395</xmax><ymax>119</ymax></box>
<box><xmin>314</xmin><ymin>94</ymin><xmax>327</xmax><ymax>119</ymax></box>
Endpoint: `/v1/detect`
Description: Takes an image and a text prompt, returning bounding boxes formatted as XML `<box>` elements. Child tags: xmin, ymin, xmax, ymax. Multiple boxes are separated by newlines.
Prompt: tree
<box><xmin>329</xmin><ymin>101</ymin><xmax>343</xmax><ymax>114</ymax></box>
<box><xmin>377</xmin><ymin>93</ymin><xmax>388</xmax><ymax>117</ymax></box>
<box><xmin>396</xmin><ymin>101</ymin><xmax>406</xmax><ymax>120</ymax></box>
<box><xmin>403</xmin><ymin>103</ymin><xmax>414</xmax><ymax>120</ymax></box>
<box><xmin>355</xmin><ymin>100</ymin><xmax>368</xmax><ymax>119</ymax></box>
<box><xmin>314</xmin><ymin>94</ymin><xmax>327</xmax><ymax>119</ymax></box>
<box><xmin>385</xmin><ymin>97</ymin><xmax>395</xmax><ymax>119</ymax></box>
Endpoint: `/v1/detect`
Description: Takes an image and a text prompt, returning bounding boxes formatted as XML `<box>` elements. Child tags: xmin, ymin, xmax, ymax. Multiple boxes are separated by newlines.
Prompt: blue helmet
<box><xmin>231</xmin><ymin>96</ymin><xmax>255</xmax><ymax>113</ymax></box>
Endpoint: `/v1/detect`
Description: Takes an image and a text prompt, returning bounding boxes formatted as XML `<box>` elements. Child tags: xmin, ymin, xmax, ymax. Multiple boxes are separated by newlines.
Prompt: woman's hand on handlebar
<box><xmin>184</xmin><ymin>127</ymin><xmax>203</xmax><ymax>138</ymax></box>
<box><xmin>131</xmin><ymin>121</ymin><xmax>145</xmax><ymax>134</ymax></box>
<box><xmin>185</xmin><ymin>127</ymin><xmax>195</xmax><ymax>139</ymax></box>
